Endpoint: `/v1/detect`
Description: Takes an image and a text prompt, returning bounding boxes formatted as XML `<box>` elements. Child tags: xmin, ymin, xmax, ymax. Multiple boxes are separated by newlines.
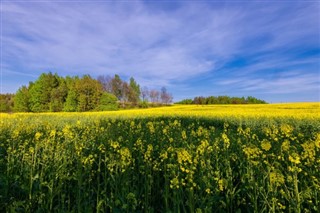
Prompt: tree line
<box><xmin>0</xmin><ymin>94</ymin><xmax>14</xmax><ymax>112</ymax></box>
<box><xmin>1</xmin><ymin>72</ymin><xmax>173</xmax><ymax>112</ymax></box>
<box><xmin>176</xmin><ymin>95</ymin><xmax>267</xmax><ymax>105</ymax></box>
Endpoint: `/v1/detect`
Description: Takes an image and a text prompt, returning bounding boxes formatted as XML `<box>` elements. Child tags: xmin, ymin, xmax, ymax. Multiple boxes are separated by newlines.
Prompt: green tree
<box><xmin>63</xmin><ymin>76</ymin><xmax>78</xmax><ymax>112</ymax></box>
<box><xmin>14</xmin><ymin>86</ymin><xmax>30</xmax><ymax>112</ymax></box>
<box><xmin>75</xmin><ymin>75</ymin><xmax>103</xmax><ymax>112</ymax></box>
<box><xmin>96</xmin><ymin>92</ymin><xmax>118</xmax><ymax>111</ymax></box>
<box><xmin>0</xmin><ymin>93</ymin><xmax>14</xmax><ymax>112</ymax></box>
<box><xmin>29</xmin><ymin>72</ymin><xmax>59</xmax><ymax>112</ymax></box>
<box><xmin>50</xmin><ymin>77</ymin><xmax>68</xmax><ymax>112</ymax></box>
<box><xmin>128</xmin><ymin>77</ymin><xmax>141</xmax><ymax>104</ymax></box>
<box><xmin>111</xmin><ymin>74</ymin><xmax>123</xmax><ymax>101</ymax></box>
<box><xmin>63</xmin><ymin>89</ymin><xmax>78</xmax><ymax>112</ymax></box>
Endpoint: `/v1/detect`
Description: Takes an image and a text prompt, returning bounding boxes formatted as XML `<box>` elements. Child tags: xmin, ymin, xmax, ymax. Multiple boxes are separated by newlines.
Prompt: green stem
<box><xmin>294</xmin><ymin>172</ymin><xmax>301</xmax><ymax>213</ymax></box>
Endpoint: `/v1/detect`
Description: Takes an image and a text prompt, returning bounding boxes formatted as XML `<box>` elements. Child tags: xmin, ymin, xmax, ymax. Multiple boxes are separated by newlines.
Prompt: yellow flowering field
<box><xmin>0</xmin><ymin>103</ymin><xmax>319</xmax><ymax>212</ymax></box>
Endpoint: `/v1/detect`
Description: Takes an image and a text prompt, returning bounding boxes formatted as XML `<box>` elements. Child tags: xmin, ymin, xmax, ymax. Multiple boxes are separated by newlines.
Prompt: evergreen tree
<box><xmin>128</xmin><ymin>77</ymin><xmax>141</xmax><ymax>104</ymax></box>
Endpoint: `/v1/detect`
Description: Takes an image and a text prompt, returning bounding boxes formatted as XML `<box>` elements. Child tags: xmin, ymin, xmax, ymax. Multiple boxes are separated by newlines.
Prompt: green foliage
<box><xmin>96</xmin><ymin>92</ymin><xmax>118</xmax><ymax>111</ymax></box>
<box><xmin>8</xmin><ymin>72</ymin><xmax>172</xmax><ymax>112</ymax></box>
<box><xmin>138</xmin><ymin>101</ymin><xmax>149</xmax><ymax>108</ymax></box>
<box><xmin>111</xmin><ymin>74</ymin><xmax>123</xmax><ymax>100</ymax></box>
<box><xmin>128</xmin><ymin>77</ymin><xmax>141</xmax><ymax>104</ymax></box>
<box><xmin>63</xmin><ymin>90</ymin><xmax>78</xmax><ymax>112</ymax></box>
<box><xmin>13</xmin><ymin>86</ymin><xmax>30</xmax><ymax>112</ymax></box>
<box><xmin>177</xmin><ymin>96</ymin><xmax>267</xmax><ymax>105</ymax></box>
<box><xmin>29</xmin><ymin>72</ymin><xmax>59</xmax><ymax>112</ymax></box>
<box><xmin>75</xmin><ymin>75</ymin><xmax>103</xmax><ymax>112</ymax></box>
<box><xmin>50</xmin><ymin>77</ymin><xmax>68</xmax><ymax>112</ymax></box>
<box><xmin>63</xmin><ymin>76</ymin><xmax>79</xmax><ymax>112</ymax></box>
<box><xmin>176</xmin><ymin>98</ymin><xmax>193</xmax><ymax>104</ymax></box>
<box><xmin>0</xmin><ymin>94</ymin><xmax>14</xmax><ymax>112</ymax></box>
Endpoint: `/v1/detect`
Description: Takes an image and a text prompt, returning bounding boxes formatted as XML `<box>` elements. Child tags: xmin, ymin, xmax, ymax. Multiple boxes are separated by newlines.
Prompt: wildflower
<box><xmin>147</xmin><ymin>122</ymin><xmax>155</xmax><ymax>134</ymax></box>
<box><xmin>144</xmin><ymin>144</ymin><xmax>153</xmax><ymax>163</ymax></box>
<box><xmin>261</xmin><ymin>139</ymin><xmax>272</xmax><ymax>151</ymax></box>
<box><xmin>301</xmin><ymin>141</ymin><xmax>315</xmax><ymax>162</ymax></box>
<box><xmin>243</xmin><ymin>146</ymin><xmax>262</xmax><ymax>160</ymax></box>
<box><xmin>221</xmin><ymin>133</ymin><xmax>230</xmax><ymax>149</ymax></box>
<box><xmin>315</xmin><ymin>133</ymin><xmax>320</xmax><ymax>148</ymax></box>
<box><xmin>289</xmin><ymin>153</ymin><xmax>301</xmax><ymax>164</ymax></box>
<box><xmin>281</xmin><ymin>140</ymin><xmax>290</xmax><ymax>152</ymax></box>
<box><xmin>110</xmin><ymin>141</ymin><xmax>120</xmax><ymax>150</ymax></box>
<box><xmin>49</xmin><ymin>129</ymin><xmax>56</xmax><ymax>138</ymax></box>
<box><xmin>269</xmin><ymin>171</ymin><xmax>285</xmax><ymax>186</ymax></box>
<box><xmin>177</xmin><ymin>149</ymin><xmax>192</xmax><ymax>165</ymax></box>
<box><xmin>218</xmin><ymin>179</ymin><xmax>226</xmax><ymax>191</ymax></box>
<box><xmin>280</xmin><ymin>124</ymin><xmax>293</xmax><ymax>137</ymax></box>
<box><xmin>181</xmin><ymin>130</ymin><xmax>187</xmax><ymax>140</ymax></box>
<box><xmin>35</xmin><ymin>132</ymin><xmax>42</xmax><ymax>140</ymax></box>
<box><xmin>170</xmin><ymin>177</ymin><xmax>179</xmax><ymax>189</ymax></box>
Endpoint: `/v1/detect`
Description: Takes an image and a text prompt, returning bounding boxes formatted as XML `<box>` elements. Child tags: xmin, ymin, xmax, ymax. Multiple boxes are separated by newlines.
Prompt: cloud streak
<box><xmin>1</xmin><ymin>1</ymin><xmax>319</xmax><ymax>102</ymax></box>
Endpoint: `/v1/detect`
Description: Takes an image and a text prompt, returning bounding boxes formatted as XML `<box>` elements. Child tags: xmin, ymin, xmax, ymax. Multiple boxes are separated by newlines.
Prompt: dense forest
<box><xmin>176</xmin><ymin>96</ymin><xmax>267</xmax><ymax>105</ymax></box>
<box><xmin>0</xmin><ymin>72</ymin><xmax>173</xmax><ymax>112</ymax></box>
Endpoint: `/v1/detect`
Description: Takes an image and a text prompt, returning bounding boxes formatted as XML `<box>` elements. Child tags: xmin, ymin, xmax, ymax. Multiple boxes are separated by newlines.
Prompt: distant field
<box><xmin>1</xmin><ymin>103</ymin><xmax>319</xmax><ymax>212</ymax></box>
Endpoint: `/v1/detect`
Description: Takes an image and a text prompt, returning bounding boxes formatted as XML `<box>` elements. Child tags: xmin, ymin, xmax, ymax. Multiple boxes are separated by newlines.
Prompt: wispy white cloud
<box><xmin>1</xmin><ymin>1</ymin><xmax>319</xmax><ymax>102</ymax></box>
<box><xmin>219</xmin><ymin>71</ymin><xmax>319</xmax><ymax>94</ymax></box>
<box><xmin>2</xmin><ymin>2</ymin><xmax>243</xmax><ymax>82</ymax></box>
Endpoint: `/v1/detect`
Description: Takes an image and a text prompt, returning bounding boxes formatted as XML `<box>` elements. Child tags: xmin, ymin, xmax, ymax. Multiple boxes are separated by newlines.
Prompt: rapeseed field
<box><xmin>0</xmin><ymin>103</ymin><xmax>319</xmax><ymax>212</ymax></box>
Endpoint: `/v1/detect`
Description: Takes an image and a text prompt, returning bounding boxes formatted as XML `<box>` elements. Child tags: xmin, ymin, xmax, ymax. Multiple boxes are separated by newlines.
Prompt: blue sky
<box><xmin>1</xmin><ymin>0</ymin><xmax>319</xmax><ymax>103</ymax></box>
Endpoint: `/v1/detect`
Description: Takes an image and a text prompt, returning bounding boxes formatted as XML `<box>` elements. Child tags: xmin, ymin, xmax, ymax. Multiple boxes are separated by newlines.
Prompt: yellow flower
<box><xmin>119</xmin><ymin>147</ymin><xmax>132</xmax><ymax>171</ymax></box>
<box><xmin>144</xmin><ymin>144</ymin><xmax>153</xmax><ymax>163</ymax></box>
<box><xmin>147</xmin><ymin>122</ymin><xmax>155</xmax><ymax>134</ymax></box>
<box><xmin>301</xmin><ymin>141</ymin><xmax>315</xmax><ymax>162</ymax></box>
<box><xmin>269</xmin><ymin>171</ymin><xmax>285</xmax><ymax>186</ymax></box>
<box><xmin>261</xmin><ymin>139</ymin><xmax>272</xmax><ymax>151</ymax></box>
<box><xmin>110</xmin><ymin>141</ymin><xmax>120</xmax><ymax>150</ymax></box>
<box><xmin>181</xmin><ymin>130</ymin><xmax>187</xmax><ymax>140</ymax></box>
<box><xmin>35</xmin><ymin>132</ymin><xmax>42</xmax><ymax>140</ymax></box>
<box><xmin>315</xmin><ymin>133</ymin><xmax>320</xmax><ymax>148</ymax></box>
<box><xmin>177</xmin><ymin>149</ymin><xmax>192</xmax><ymax>165</ymax></box>
<box><xmin>289</xmin><ymin>153</ymin><xmax>301</xmax><ymax>164</ymax></box>
<box><xmin>221</xmin><ymin>133</ymin><xmax>230</xmax><ymax>149</ymax></box>
<box><xmin>218</xmin><ymin>179</ymin><xmax>226</xmax><ymax>191</ymax></box>
<box><xmin>243</xmin><ymin>146</ymin><xmax>262</xmax><ymax>160</ymax></box>
<box><xmin>281</xmin><ymin>140</ymin><xmax>290</xmax><ymax>152</ymax></box>
<box><xmin>280</xmin><ymin>124</ymin><xmax>293</xmax><ymax>136</ymax></box>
